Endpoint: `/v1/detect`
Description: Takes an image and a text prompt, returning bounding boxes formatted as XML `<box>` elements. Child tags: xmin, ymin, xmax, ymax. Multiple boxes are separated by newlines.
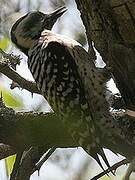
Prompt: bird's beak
<box><xmin>42</xmin><ymin>6</ymin><xmax>67</xmax><ymax>30</ymax></box>
<box><xmin>49</xmin><ymin>6</ymin><xmax>67</xmax><ymax>21</ymax></box>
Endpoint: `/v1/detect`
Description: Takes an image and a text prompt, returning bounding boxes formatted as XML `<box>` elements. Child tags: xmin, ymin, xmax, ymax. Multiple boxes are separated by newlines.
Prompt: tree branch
<box><xmin>0</xmin><ymin>143</ymin><xmax>16</xmax><ymax>160</ymax></box>
<box><xmin>0</xmin><ymin>95</ymin><xmax>77</xmax><ymax>179</ymax></box>
<box><xmin>0</xmin><ymin>100</ymin><xmax>76</xmax><ymax>150</ymax></box>
<box><xmin>91</xmin><ymin>159</ymin><xmax>129</xmax><ymax>180</ymax></box>
<box><xmin>0</xmin><ymin>49</ymin><xmax>40</xmax><ymax>94</ymax></box>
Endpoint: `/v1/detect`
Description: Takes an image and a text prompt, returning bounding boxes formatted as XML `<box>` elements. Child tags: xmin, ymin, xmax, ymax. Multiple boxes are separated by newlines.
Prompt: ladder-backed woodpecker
<box><xmin>10</xmin><ymin>6</ymin><xmax>135</xmax><ymax>172</ymax></box>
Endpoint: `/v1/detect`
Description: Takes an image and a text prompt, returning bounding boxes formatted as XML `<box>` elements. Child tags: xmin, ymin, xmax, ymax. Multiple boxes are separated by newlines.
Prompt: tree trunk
<box><xmin>75</xmin><ymin>0</ymin><xmax>135</xmax><ymax>109</ymax></box>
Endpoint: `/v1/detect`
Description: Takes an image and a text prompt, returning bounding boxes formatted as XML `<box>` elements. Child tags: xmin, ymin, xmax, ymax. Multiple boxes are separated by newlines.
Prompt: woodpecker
<box><xmin>10</xmin><ymin>6</ymin><xmax>135</xmax><ymax>171</ymax></box>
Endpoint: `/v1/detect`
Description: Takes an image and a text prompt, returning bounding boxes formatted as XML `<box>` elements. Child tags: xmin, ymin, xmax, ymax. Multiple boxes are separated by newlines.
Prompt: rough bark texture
<box><xmin>0</xmin><ymin>100</ymin><xmax>77</xmax><ymax>179</ymax></box>
<box><xmin>75</xmin><ymin>0</ymin><xmax>135</xmax><ymax>109</ymax></box>
<box><xmin>0</xmin><ymin>105</ymin><xmax>75</xmax><ymax>150</ymax></box>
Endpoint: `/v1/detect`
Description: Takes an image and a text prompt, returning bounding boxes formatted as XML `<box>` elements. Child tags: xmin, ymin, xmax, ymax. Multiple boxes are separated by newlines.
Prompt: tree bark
<box><xmin>0</xmin><ymin>104</ymin><xmax>76</xmax><ymax>150</ymax></box>
<box><xmin>75</xmin><ymin>0</ymin><xmax>135</xmax><ymax>110</ymax></box>
<box><xmin>75</xmin><ymin>0</ymin><xmax>135</xmax><ymax>138</ymax></box>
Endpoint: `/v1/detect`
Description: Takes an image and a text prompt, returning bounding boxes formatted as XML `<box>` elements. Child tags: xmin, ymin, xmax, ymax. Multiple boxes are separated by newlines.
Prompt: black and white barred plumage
<box><xmin>28</xmin><ymin>30</ymin><xmax>101</xmax><ymax>160</ymax></box>
<box><xmin>10</xmin><ymin>7</ymin><xmax>135</xmax><ymax>172</ymax></box>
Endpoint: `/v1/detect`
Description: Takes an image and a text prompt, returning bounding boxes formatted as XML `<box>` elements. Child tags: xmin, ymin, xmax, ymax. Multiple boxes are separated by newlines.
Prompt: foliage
<box><xmin>5</xmin><ymin>155</ymin><xmax>16</xmax><ymax>176</ymax></box>
<box><xmin>0</xmin><ymin>86</ymin><xmax>22</xmax><ymax>108</ymax></box>
<box><xmin>0</xmin><ymin>37</ymin><xmax>10</xmax><ymax>50</ymax></box>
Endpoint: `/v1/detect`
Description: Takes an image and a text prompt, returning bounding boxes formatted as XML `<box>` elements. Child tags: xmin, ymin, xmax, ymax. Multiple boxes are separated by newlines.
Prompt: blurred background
<box><xmin>0</xmin><ymin>0</ymin><xmax>134</xmax><ymax>179</ymax></box>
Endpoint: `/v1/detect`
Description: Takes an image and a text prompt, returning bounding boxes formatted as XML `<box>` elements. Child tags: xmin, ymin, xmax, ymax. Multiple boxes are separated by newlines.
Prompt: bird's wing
<box><xmin>40</xmin><ymin>30</ymin><xmax>109</xmax><ymax>116</ymax></box>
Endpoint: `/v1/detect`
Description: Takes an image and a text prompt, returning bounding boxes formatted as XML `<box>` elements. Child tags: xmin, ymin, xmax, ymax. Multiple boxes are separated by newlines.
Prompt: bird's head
<box><xmin>11</xmin><ymin>7</ymin><xmax>67</xmax><ymax>55</ymax></box>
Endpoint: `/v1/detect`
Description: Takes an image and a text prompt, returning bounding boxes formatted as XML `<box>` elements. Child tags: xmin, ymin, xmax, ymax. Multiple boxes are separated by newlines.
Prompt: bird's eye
<box><xmin>28</xmin><ymin>12</ymin><xmax>44</xmax><ymax>22</ymax></box>
<box><xmin>22</xmin><ymin>12</ymin><xmax>44</xmax><ymax>30</ymax></box>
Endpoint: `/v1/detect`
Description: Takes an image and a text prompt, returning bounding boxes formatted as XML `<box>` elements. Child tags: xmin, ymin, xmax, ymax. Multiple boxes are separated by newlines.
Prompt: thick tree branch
<box><xmin>0</xmin><ymin>101</ymin><xmax>76</xmax><ymax>150</ymax></box>
<box><xmin>0</xmin><ymin>95</ymin><xmax>77</xmax><ymax>179</ymax></box>
<box><xmin>75</xmin><ymin>0</ymin><xmax>135</xmax><ymax>109</ymax></box>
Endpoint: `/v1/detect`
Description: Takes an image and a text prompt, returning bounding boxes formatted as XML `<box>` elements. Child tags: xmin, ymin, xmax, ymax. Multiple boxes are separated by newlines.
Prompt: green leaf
<box><xmin>5</xmin><ymin>155</ymin><xmax>16</xmax><ymax>176</ymax></box>
<box><xmin>0</xmin><ymin>37</ymin><xmax>10</xmax><ymax>50</ymax></box>
<box><xmin>0</xmin><ymin>86</ymin><xmax>23</xmax><ymax>108</ymax></box>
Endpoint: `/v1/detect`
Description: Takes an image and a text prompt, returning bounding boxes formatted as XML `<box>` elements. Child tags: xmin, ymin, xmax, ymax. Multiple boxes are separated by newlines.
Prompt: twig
<box><xmin>0</xmin><ymin>48</ymin><xmax>20</xmax><ymax>70</ymax></box>
<box><xmin>35</xmin><ymin>146</ymin><xmax>56</xmax><ymax>173</ymax></box>
<box><xmin>0</xmin><ymin>53</ymin><xmax>40</xmax><ymax>94</ymax></box>
<box><xmin>90</xmin><ymin>159</ymin><xmax>129</xmax><ymax>180</ymax></box>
